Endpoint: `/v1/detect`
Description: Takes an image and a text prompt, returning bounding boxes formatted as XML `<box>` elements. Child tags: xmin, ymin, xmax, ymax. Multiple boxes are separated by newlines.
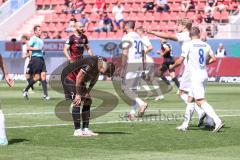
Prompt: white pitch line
<box><xmin>4</xmin><ymin>109</ymin><xmax>240</xmax><ymax>116</ymax></box>
<box><xmin>5</xmin><ymin>114</ymin><xmax>240</xmax><ymax>129</ymax></box>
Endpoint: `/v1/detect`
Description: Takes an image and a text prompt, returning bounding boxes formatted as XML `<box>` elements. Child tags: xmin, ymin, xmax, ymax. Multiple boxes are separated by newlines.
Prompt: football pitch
<box><xmin>0</xmin><ymin>81</ymin><xmax>240</xmax><ymax>160</ymax></box>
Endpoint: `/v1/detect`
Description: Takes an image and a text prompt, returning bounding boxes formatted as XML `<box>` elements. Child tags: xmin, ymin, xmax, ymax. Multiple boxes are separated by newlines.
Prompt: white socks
<box><xmin>130</xmin><ymin>101</ymin><xmax>138</xmax><ymax>115</ymax></box>
<box><xmin>183</xmin><ymin>103</ymin><xmax>195</xmax><ymax>126</ymax></box>
<box><xmin>194</xmin><ymin>105</ymin><xmax>205</xmax><ymax>120</ymax></box>
<box><xmin>0</xmin><ymin>110</ymin><xmax>7</xmax><ymax>139</ymax></box>
<box><xmin>180</xmin><ymin>93</ymin><xmax>188</xmax><ymax>104</ymax></box>
<box><xmin>135</xmin><ymin>98</ymin><xmax>145</xmax><ymax>106</ymax></box>
<box><xmin>201</xmin><ymin>102</ymin><xmax>221</xmax><ymax>125</ymax></box>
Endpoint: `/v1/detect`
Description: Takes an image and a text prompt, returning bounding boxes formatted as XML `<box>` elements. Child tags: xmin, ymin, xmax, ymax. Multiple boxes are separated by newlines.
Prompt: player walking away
<box><xmin>121</xmin><ymin>21</ymin><xmax>148</xmax><ymax>119</ymax></box>
<box><xmin>146</xmin><ymin>18</ymin><xmax>208</xmax><ymax>126</ymax></box>
<box><xmin>62</xmin><ymin>56</ymin><xmax>115</xmax><ymax>136</ymax></box>
<box><xmin>157</xmin><ymin>38</ymin><xmax>180</xmax><ymax>88</ymax></box>
<box><xmin>23</xmin><ymin>25</ymin><xmax>50</xmax><ymax>100</ymax></box>
<box><xmin>136</xmin><ymin>27</ymin><xmax>165</xmax><ymax>101</ymax></box>
<box><xmin>63</xmin><ymin>22</ymin><xmax>93</xmax><ymax>63</ymax></box>
<box><xmin>169</xmin><ymin>27</ymin><xmax>224</xmax><ymax>132</ymax></box>
<box><xmin>0</xmin><ymin>54</ymin><xmax>14</xmax><ymax>145</ymax></box>
<box><xmin>21</xmin><ymin>35</ymin><xmax>34</xmax><ymax>92</ymax></box>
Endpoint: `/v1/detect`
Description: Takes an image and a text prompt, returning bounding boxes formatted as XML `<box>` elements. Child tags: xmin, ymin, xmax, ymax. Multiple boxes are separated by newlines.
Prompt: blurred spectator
<box><xmin>42</xmin><ymin>31</ymin><xmax>50</xmax><ymax>39</ymax></box>
<box><xmin>216</xmin><ymin>0</ymin><xmax>229</xmax><ymax>13</ymax></box>
<box><xmin>66</xmin><ymin>18</ymin><xmax>77</xmax><ymax>33</ymax></box>
<box><xmin>79</xmin><ymin>13</ymin><xmax>89</xmax><ymax>30</ymax></box>
<box><xmin>143</xmin><ymin>0</ymin><xmax>155</xmax><ymax>12</ymax></box>
<box><xmin>112</xmin><ymin>2</ymin><xmax>124</xmax><ymax>30</ymax></box>
<box><xmin>156</xmin><ymin>0</ymin><xmax>170</xmax><ymax>12</ymax></box>
<box><xmin>203</xmin><ymin>10</ymin><xmax>214</xmax><ymax>24</ymax></box>
<box><xmin>216</xmin><ymin>43</ymin><xmax>227</xmax><ymax>57</ymax></box>
<box><xmin>205</xmin><ymin>21</ymin><xmax>218</xmax><ymax>38</ymax></box>
<box><xmin>195</xmin><ymin>11</ymin><xmax>203</xmax><ymax>24</ymax></box>
<box><xmin>94</xmin><ymin>13</ymin><xmax>113</xmax><ymax>32</ymax></box>
<box><xmin>181</xmin><ymin>0</ymin><xmax>195</xmax><ymax>12</ymax></box>
<box><xmin>92</xmin><ymin>0</ymin><xmax>106</xmax><ymax>14</ymax></box>
<box><xmin>54</xmin><ymin>32</ymin><xmax>62</xmax><ymax>39</ymax></box>
<box><xmin>63</xmin><ymin>0</ymin><xmax>74</xmax><ymax>14</ymax></box>
<box><xmin>204</xmin><ymin>0</ymin><xmax>217</xmax><ymax>14</ymax></box>
<box><xmin>73</xmin><ymin>0</ymin><xmax>86</xmax><ymax>14</ymax></box>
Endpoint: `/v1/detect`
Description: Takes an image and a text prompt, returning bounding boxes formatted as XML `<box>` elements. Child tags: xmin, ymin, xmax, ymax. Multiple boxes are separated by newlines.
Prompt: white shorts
<box><xmin>179</xmin><ymin>70</ymin><xmax>191</xmax><ymax>92</ymax></box>
<box><xmin>124</xmin><ymin>63</ymin><xmax>143</xmax><ymax>90</ymax></box>
<box><xmin>188</xmin><ymin>78</ymin><xmax>207</xmax><ymax>100</ymax></box>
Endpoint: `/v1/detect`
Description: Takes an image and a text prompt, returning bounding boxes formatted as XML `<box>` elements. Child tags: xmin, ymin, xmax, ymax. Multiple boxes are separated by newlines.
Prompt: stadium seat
<box><xmin>59</xmin><ymin>14</ymin><xmax>67</xmax><ymax>23</ymax></box>
<box><xmin>48</xmin><ymin>23</ymin><xmax>56</xmax><ymax>31</ymax></box>
<box><xmin>45</xmin><ymin>14</ymin><xmax>52</xmax><ymax>23</ymax></box>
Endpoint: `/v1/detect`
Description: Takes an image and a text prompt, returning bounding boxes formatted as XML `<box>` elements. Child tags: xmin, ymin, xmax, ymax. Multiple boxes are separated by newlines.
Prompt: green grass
<box><xmin>0</xmin><ymin>81</ymin><xmax>240</xmax><ymax>160</ymax></box>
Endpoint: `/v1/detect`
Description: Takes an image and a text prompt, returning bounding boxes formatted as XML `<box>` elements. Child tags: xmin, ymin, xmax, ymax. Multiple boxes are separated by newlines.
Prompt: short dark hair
<box><xmin>105</xmin><ymin>62</ymin><xmax>115</xmax><ymax>77</ymax></box>
<box><xmin>190</xmin><ymin>26</ymin><xmax>201</xmax><ymax>37</ymax></box>
<box><xmin>124</xmin><ymin>21</ymin><xmax>135</xmax><ymax>29</ymax></box>
<box><xmin>33</xmin><ymin>25</ymin><xmax>40</xmax><ymax>31</ymax></box>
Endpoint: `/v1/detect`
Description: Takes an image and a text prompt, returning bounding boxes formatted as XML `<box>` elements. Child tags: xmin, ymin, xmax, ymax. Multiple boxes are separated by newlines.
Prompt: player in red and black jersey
<box><xmin>63</xmin><ymin>22</ymin><xmax>93</xmax><ymax>63</ymax></box>
<box><xmin>62</xmin><ymin>56</ymin><xmax>115</xmax><ymax>137</ymax></box>
<box><xmin>157</xmin><ymin>39</ymin><xmax>180</xmax><ymax>88</ymax></box>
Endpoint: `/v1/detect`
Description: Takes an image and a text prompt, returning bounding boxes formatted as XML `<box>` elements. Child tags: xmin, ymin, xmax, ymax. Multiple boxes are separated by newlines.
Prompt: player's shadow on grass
<box><xmin>95</xmin><ymin>131</ymin><xmax>131</xmax><ymax>135</ymax></box>
<box><xmin>8</xmin><ymin>139</ymin><xmax>29</xmax><ymax>145</ymax></box>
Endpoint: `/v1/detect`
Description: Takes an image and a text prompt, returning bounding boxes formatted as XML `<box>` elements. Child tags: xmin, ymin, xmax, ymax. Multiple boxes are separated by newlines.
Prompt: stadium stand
<box><xmin>9</xmin><ymin>0</ymin><xmax>240</xmax><ymax>39</ymax></box>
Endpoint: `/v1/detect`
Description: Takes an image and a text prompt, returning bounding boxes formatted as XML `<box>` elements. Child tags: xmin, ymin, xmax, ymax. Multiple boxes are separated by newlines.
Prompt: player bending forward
<box><xmin>169</xmin><ymin>27</ymin><xmax>224</xmax><ymax>132</ymax></box>
<box><xmin>62</xmin><ymin>56</ymin><xmax>115</xmax><ymax>136</ymax></box>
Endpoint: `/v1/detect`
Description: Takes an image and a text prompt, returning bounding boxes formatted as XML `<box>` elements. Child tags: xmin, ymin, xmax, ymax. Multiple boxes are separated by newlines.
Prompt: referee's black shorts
<box><xmin>27</xmin><ymin>57</ymin><xmax>47</xmax><ymax>74</ymax></box>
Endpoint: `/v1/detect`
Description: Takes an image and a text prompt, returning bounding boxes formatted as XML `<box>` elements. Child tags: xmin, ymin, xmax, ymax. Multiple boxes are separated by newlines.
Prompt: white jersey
<box><xmin>141</xmin><ymin>36</ymin><xmax>154</xmax><ymax>63</ymax></box>
<box><xmin>176</xmin><ymin>31</ymin><xmax>191</xmax><ymax>47</ymax></box>
<box><xmin>122</xmin><ymin>31</ymin><xmax>143</xmax><ymax>63</ymax></box>
<box><xmin>181</xmin><ymin>39</ymin><xmax>213</xmax><ymax>80</ymax></box>
<box><xmin>177</xmin><ymin>31</ymin><xmax>191</xmax><ymax>91</ymax></box>
<box><xmin>177</xmin><ymin>31</ymin><xmax>191</xmax><ymax>66</ymax></box>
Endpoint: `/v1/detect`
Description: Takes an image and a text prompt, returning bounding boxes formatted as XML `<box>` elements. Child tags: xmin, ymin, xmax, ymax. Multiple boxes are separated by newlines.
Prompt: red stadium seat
<box><xmin>36</xmin><ymin>0</ymin><xmax>43</xmax><ymax>5</ymax></box>
<box><xmin>45</xmin><ymin>14</ymin><xmax>52</xmax><ymax>23</ymax></box>
<box><xmin>59</xmin><ymin>14</ymin><xmax>67</xmax><ymax>23</ymax></box>
<box><xmin>56</xmin><ymin>23</ymin><xmax>65</xmax><ymax>32</ymax></box>
<box><xmin>99</xmin><ymin>32</ymin><xmax>107</xmax><ymax>39</ymax></box>
<box><xmin>48</xmin><ymin>23</ymin><xmax>56</xmax><ymax>32</ymax></box>
<box><xmin>161</xmin><ymin>12</ymin><xmax>170</xmax><ymax>22</ymax></box>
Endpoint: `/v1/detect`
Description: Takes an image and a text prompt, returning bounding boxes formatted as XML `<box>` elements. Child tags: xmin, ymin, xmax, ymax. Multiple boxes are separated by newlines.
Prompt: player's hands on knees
<box><xmin>169</xmin><ymin>65</ymin><xmax>174</xmax><ymax>70</ymax></box>
<box><xmin>69</xmin><ymin>59</ymin><xmax>74</xmax><ymax>64</ymax></box>
<box><xmin>74</xmin><ymin>94</ymin><xmax>81</xmax><ymax>106</ymax></box>
<box><xmin>84</xmin><ymin>93</ymin><xmax>91</xmax><ymax>99</ymax></box>
<box><xmin>5</xmin><ymin>74</ymin><xmax>14</xmax><ymax>87</ymax></box>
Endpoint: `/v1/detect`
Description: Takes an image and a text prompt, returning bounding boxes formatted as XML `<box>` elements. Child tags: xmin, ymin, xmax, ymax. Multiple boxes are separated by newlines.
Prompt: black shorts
<box><xmin>28</xmin><ymin>57</ymin><xmax>47</xmax><ymax>74</ymax></box>
<box><xmin>160</xmin><ymin>61</ymin><xmax>175</xmax><ymax>73</ymax></box>
<box><xmin>63</xmin><ymin>79</ymin><xmax>88</xmax><ymax>100</ymax></box>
